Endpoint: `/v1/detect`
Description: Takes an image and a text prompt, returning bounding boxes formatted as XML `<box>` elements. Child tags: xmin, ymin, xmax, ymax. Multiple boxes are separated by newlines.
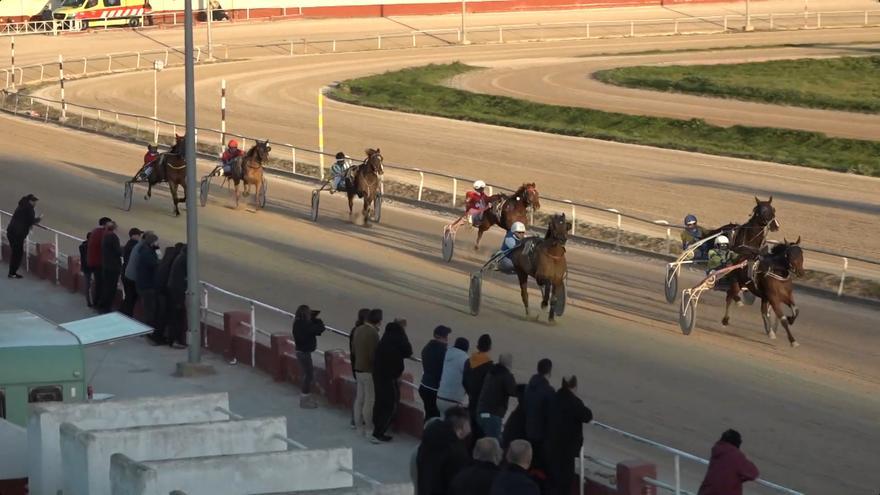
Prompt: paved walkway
<box><xmin>0</xmin><ymin>274</ymin><xmax>417</xmax><ymax>488</ymax></box>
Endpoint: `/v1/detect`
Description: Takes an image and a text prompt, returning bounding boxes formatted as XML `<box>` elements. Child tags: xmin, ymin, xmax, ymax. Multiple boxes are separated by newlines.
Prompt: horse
<box><xmin>475</xmin><ymin>183</ymin><xmax>540</xmax><ymax>250</ymax></box>
<box><xmin>724</xmin><ymin>238</ymin><xmax>804</xmax><ymax>347</ymax></box>
<box><xmin>232</xmin><ymin>140</ymin><xmax>271</xmax><ymax>210</ymax></box>
<box><xmin>145</xmin><ymin>134</ymin><xmax>187</xmax><ymax>216</ymax></box>
<box><xmin>346</xmin><ymin>148</ymin><xmax>384</xmax><ymax>226</ymax></box>
<box><xmin>510</xmin><ymin>213</ymin><xmax>570</xmax><ymax>324</ymax></box>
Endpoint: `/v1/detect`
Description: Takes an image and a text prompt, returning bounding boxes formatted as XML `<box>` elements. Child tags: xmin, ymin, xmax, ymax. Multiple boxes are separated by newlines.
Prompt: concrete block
<box><xmin>110</xmin><ymin>448</ymin><xmax>354</xmax><ymax>495</ymax></box>
<box><xmin>61</xmin><ymin>416</ymin><xmax>288</xmax><ymax>495</ymax></box>
<box><xmin>269</xmin><ymin>333</ymin><xmax>293</xmax><ymax>381</ymax></box>
<box><xmin>62</xmin><ymin>255</ymin><xmax>81</xmax><ymax>292</ymax></box>
<box><xmin>35</xmin><ymin>243</ymin><xmax>55</xmax><ymax>280</ymax></box>
<box><xmin>28</xmin><ymin>392</ymin><xmax>230</xmax><ymax>495</ymax></box>
<box><xmin>617</xmin><ymin>459</ymin><xmax>657</xmax><ymax>495</ymax></box>
<box><xmin>223</xmin><ymin>310</ymin><xmax>249</xmax><ymax>362</ymax></box>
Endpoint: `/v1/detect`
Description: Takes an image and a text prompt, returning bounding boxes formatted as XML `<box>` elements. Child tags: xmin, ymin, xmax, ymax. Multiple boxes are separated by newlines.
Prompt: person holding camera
<box><xmin>293</xmin><ymin>305</ymin><xmax>326</xmax><ymax>409</ymax></box>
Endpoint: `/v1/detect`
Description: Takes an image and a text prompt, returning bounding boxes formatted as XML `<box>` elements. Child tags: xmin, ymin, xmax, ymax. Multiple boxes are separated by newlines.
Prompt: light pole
<box><xmin>152</xmin><ymin>59</ymin><xmax>164</xmax><ymax>143</ymax></box>
<box><xmin>461</xmin><ymin>0</ymin><xmax>470</xmax><ymax>45</ymax></box>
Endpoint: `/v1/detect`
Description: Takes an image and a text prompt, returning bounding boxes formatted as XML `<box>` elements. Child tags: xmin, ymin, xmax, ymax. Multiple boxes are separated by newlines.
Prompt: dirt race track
<box><xmin>3</xmin><ymin>9</ymin><xmax>879</xmax><ymax>493</ymax></box>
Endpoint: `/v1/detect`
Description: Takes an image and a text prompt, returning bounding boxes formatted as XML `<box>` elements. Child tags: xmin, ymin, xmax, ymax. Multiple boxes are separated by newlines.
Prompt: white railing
<box><xmin>0</xmin><ymin>19</ymin><xmax>81</xmax><ymax>37</ymax></box>
<box><xmin>2</xmin><ymin>89</ymin><xmax>877</xmax><ymax>295</ymax></box>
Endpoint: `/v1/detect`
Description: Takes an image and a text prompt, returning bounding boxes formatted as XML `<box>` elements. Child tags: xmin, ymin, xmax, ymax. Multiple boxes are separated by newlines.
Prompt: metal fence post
<box><xmin>201</xmin><ymin>286</ymin><xmax>209</xmax><ymax>347</ymax></box>
<box><xmin>586</xmin><ymin>23</ymin><xmax>590</xmax><ymax>38</ymax></box>
<box><xmin>674</xmin><ymin>454</ymin><xmax>681</xmax><ymax>495</ymax></box>
<box><xmin>107</xmin><ymin>54</ymin><xmax>112</xmax><ymax>73</ymax></box>
<box><xmin>25</xmin><ymin>234</ymin><xmax>30</xmax><ymax>272</ymax></box>
<box><xmin>289</xmin><ymin>40</ymin><xmax>294</xmax><ymax>56</ymax></box>
<box><xmin>865</xmin><ymin>10</ymin><xmax>869</xmax><ymax>26</ymax></box>
<box><xmin>723</xmin><ymin>15</ymin><xmax>728</xmax><ymax>31</ymax></box>
<box><xmin>499</xmin><ymin>26</ymin><xmax>503</xmax><ymax>43</ymax></box>
<box><xmin>82</xmin><ymin>56</ymin><xmax>87</xmax><ymax>75</ymax></box>
<box><xmin>250</xmin><ymin>302</ymin><xmax>256</xmax><ymax>367</ymax></box>
<box><xmin>136</xmin><ymin>51</ymin><xmax>141</xmax><ymax>69</ymax></box>
<box><xmin>290</xmin><ymin>148</ymin><xmax>296</xmax><ymax>173</ymax></box>
<box><xmin>817</xmin><ymin>12</ymin><xmax>822</xmax><ymax>28</ymax></box>
<box><xmin>837</xmin><ymin>257</ymin><xmax>848</xmax><ymax>296</ymax></box>
<box><xmin>378</xmin><ymin>34</ymin><xmax>382</xmax><ymax>49</ymax></box>
<box><xmin>418</xmin><ymin>172</ymin><xmax>425</xmax><ymax>201</ymax></box>
<box><xmin>674</xmin><ymin>19</ymin><xmax>679</xmax><ymax>34</ymax></box>
<box><xmin>452</xmin><ymin>178</ymin><xmax>457</xmax><ymax>207</ymax></box>
<box><xmin>770</xmin><ymin>13</ymin><xmax>774</xmax><ymax>30</ymax></box>
<box><xmin>412</xmin><ymin>33</ymin><xmax>417</xmax><ymax>47</ymax></box>
<box><xmin>666</xmin><ymin>227</ymin><xmax>672</xmax><ymax>254</ymax></box>
<box><xmin>54</xmin><ymin>232</ymin><xmax>60</xmax><ymax>284</ymax></box>
<box><xmin>579</xmin><ymin>447</ymin><xmax>585</xmax><ymax>495</ymax></box>
<box><xmin>332</xmin><ymin>39</ymin><xmax>337</xmax><ymax>52</ymax></box>
<box><xmin>630</xmin><ymin>20</ymin><xmax>634</xmax><ymax>37</ymax></box>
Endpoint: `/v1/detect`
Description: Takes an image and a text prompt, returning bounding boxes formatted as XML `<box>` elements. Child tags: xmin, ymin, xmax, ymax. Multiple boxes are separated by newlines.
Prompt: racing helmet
<box><xmin>336</xmin><ymin>152</ymin><xmax>345</xmax><ymax>159</ymax></box>
<box><xmin>511</xmin><ymin>222</ymin><xmax>526</xmax><ymax>233</ymax></box>
<box><xmin>148</xmin><ymin>144</ymin><xmax>158</xmax><ymax>152</ymax></box>
<box><xmin>684</xmin><ymin>214</ymin><xmax>698</xmax><ymax>226</ymax></box>
<box><xmin>716</xmin><ymin>235</ymin><xmax>730</xmax><ymax>247</ymax></box>
<box><xmin>228</xmin><ymin>139</ymin><xmax>239</xmax><ymax>148</ymax></box>
<box><xmin>473</xmin><ymin>180</ymin><xmax>486</xmax><ymax>190</ymax></box>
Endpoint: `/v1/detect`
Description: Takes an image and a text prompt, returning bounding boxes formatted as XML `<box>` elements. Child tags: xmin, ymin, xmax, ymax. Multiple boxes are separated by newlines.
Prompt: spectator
<box><xmin>416</xmin><ymin>406</ymin><xmax>471</xmax><ymax>495</ymax></box>
<box><xmin>697</xmin><ymin>429</ymin><xmax>759</xmax><ymax>495</ymax></box>
<box><xmin>463</xmin><ymin>333</ymin><xmax>493</xmax><ymax>438</ymax></box>
<box><xmin>524</xmin><ymin>358</ymin><xmax>554</xmax><ymax>471</ymax></box>
<box><xmin>154</xmin><ymin>243</ymin><xmax>183</xmax><ymax>343</ymax></box>
<box><xmin>6</xmin><ymin>194</ymin><xmax>41</xmax><ymax>279</ymax></box>
<box><xmin>79</xmin><ymin>232</ymin><xmax>92</xmax><ymax>306</ymax></box>
<box><xmin>449</xmin><ymin>437</ymin><xmax>503</xmax><ymax>495</ymax></box>
<box><xmin>352</xmin><ymin>308</ymin><xmax>382</xmax><ymax>437</ymax></box>
<box><xmin>124</xmin><ymin>230</ymin><xmax>149</xmax><ymax>298</ymax></box>
<box><xmin>371</xmin><ymin>319</ymin><xmax>413</xmax><ymax>443</ymax></box>
<box><xmin>490</xmin><ymin>440</ymin><xmax>539</xmax><ymax>495</ymax></box>
<box><xmin>134</xmin><ymin>232</ymin><xmax>160</xmax><ymax>336</ymax></box>
<box><xmin>86</xmin><ymin>217</ymin><xmax>112</xmax><ymax>307</ymax></box>
<box><xmin>501</xmin><ymin>384</ymin><xmax>527</xmax><ymax>451</ymax></box>
<box><xmin>419</xmin><ymin>325</ymin><xmax>451</xmax><ymax>422</ymax></box>
<box><xmin>166</xmin><ymin>244</ymin><xmax>188</xmax><ymax>349</ymax></box>
<box><xmin>292</xmin><ymin>304</ymin><xmax>326</xmax><ymax>409</ymax></box>
<box><xmin>544</xmin><ymin>376</ymin><xmax>593</xmax><ymax>495</ymax></box>
<box><xmin>350</xmin><ymin>307</ymin><xmax>370</xmax><ymax>429</ymax></box>
<box><xmin>120</xmin><ymin>228</ymin><xmax>142</xmax><ymax>316</ymax></box>
<box><xmin>437</xmin><ymin>337</ymin><xmax>469</xmax><ymax>416</ymax></box>
<box><xmin>98</xmin><ymin>221</ymin><xmax>122</xmax><ymax>313</ymax></box>
<box><xmin>477</xmin><ymin>352</ymin><xmax>516</xmax><ymax>441</ymax></box>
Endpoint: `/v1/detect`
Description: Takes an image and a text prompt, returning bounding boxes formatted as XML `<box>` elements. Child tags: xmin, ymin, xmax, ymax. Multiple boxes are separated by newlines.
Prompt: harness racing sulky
<box><xmin>124</xmin><ymin>135</ymin><xmax>188</xmax><ymax>216</ymax></box>
<box><xmin>200</xmin><ymin>140</ymin><xmax>271</xmax><ymax>211</ymax></box>
<box><xmin>310</xmin><ymin>149</ymin><xmax>384</xmax><ymax>225</ymax></box>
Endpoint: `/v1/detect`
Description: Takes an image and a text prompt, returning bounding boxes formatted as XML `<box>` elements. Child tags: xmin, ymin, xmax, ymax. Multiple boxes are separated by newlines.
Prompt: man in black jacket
<box><xmin>371</xmin><ymin>319</ymin><xmax>413</xmax><ymax>443</ymax></box>
<box><xmin>463</xmin><ymin>334</ymin><xmax>493</xmax><ymax>439</ymax></box>
<box><xmin>523</xmin><ymin>358</ymin><xmax>554</xmax><ymax>472</ymax></box>
<box><xmin>419</xmin><ymin>325</ymin><xmax>450</xmax><ymax>422</ymax></box>
<box><xmin>135</xmin><ymin>232</ymin><xmax>161</xmax><ymax>339</ymax></box>
<box><xmin>490</xmin><ymin>440</ymin><xmax>539</xmax><ymax>495</ymax></box>
<box><xmin>449</xmin><ymin>437</ymin><xmax>502</xmax><ymax>495</ymax></box>
<box><xmin>166</xmin><ymin>244</ymin><xmax>188</xmax><ymax>349</ymax></box>
<box><xmin>152</xmin><ymin>243</ymin><xmax>182</xmax><ymax>344</ymax></box>
<box><xmin>98</xmin><ymin>221</ymin><xmax>122</xmax><ymax>313</ymax></box>
<box><xmin>416</xmin><ymin>406</ymin><xmax>471</xmax><ymax>495</ymax></box>
<box><xmin>477</xmin><ymin>352</ymin><xmax>517</xmax><ymax>441</ymax></box>
<box><xmin>120</xmin><ymin>228</ymin><xmax>142</xmax><ymax>316</ymax></box>
<box><xmin>544</xmin><ymin>376</ymin><xmax>593</xmax><ymax>495</ymax></box>
<box><xmin>6</xmin><ymin>194</ymin><xmax>41</xmax><ymax>279</ymax></box>
<box><xmin>292</xmin><ymin>304</ymin><xmax>326</xmax><ymax>409</ymax></box>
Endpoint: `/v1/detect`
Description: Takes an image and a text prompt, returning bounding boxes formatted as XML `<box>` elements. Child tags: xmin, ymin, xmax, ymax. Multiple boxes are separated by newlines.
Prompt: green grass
<box><xmin>328</xmin><ymin>63</ymin><xmax>880</xmax><ymax>177</ymax></box>
<box><xmin>595</xmin><ymin>56</ymin><xmax>880</xmax><ymax>113</ymax></box>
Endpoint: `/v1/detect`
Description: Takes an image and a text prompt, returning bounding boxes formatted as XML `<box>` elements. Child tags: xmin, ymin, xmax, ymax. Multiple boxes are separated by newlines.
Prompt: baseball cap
<box><xmin>433</xmin><ymin>325</ymin><xmax>452</xmax><ymax>338</ymax></box>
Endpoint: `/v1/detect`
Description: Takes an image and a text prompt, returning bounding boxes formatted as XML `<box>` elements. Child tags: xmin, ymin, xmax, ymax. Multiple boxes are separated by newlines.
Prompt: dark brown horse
<box><xmin>511</xmin><ymin>213</ymin><xmax>569</xmax><ymax>324</ymax></box>
<box><xmin>145</xmin><ymin>134</ymin><xmax>187</xmax><ymax>216</ymax></box>
<box><xmin>475</xmin><ymin>183</ymin><xmax>540</xmax><ymax>250</ymax></box>
<box><xmin>724</xmin><ymin>238</ymin><xmax>804</xmax><ymax>347</ymax></box>
<box><xmin>346</xmin><ymin>148</ymin><xmax>384</xmax><ymax>225</ymax></box>
<box><xmin>233</xmin><ymin>140</ymin><xmax>270</xmax><ymax>210</ymax></box>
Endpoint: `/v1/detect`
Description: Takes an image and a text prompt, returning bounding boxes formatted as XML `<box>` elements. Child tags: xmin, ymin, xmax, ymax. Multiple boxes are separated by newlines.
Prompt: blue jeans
<box><xmin>498</xmin><ymin>257</ymin><xmax>515</xmax><ymax>274</ymax></box>
<box><xmin>478</xmin><ymin>414</ymin><xmax>503</xmax><ymax>440</ymax></box>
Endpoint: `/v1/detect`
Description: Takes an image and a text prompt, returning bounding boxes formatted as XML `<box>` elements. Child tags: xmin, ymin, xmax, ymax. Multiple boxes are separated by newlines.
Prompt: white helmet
<box><xmin>716</xmin><ymin>235</ymin><xmax>730</xmax><ymax>246</ymax></box>
<box><xmin>511</xmin><ymin>222</ymin><xmax>526</xmax><ymax>233</ymax></box>
<box><xmin>473</xmin><ymin>180</ymin><xmax>486</xmax><ymax>190</ymax></box>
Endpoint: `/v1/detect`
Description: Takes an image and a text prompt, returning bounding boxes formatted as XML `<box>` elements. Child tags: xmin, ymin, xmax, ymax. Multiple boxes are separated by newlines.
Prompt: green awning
<box><xmin>60</xmin><ymin>313</ymin><xmax>153</xmax><ymax>346</ymax></box>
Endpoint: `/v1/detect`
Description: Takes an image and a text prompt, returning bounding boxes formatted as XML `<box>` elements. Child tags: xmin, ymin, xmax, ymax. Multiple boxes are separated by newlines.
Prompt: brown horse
<box><xmin>233</xmin><ymin>140</ymin><xmax>271</xmax><ymax>210</ymax></box>
<box><xmin>346</xmin><ymin>148</ymin><xmax>384</xmax><ymax>225</ymax></box>
<box><xmin>475</xmin><ymin>183</ymin><xmax>540</xmax><ymax>250</ymax></box>
<box><xmin>145</xmin><ymin>134</ymin><xmax>187</xmax><ymax>216</ymax></box>
<box><xmin>724</xmin><ymin>238</ymin><xmax>804</xmax><ymax>347</ymax></box>
<box><xmin>511</xmin><ymin>213</ymin><xmax>569</xmax><ymax>324</ymax></box>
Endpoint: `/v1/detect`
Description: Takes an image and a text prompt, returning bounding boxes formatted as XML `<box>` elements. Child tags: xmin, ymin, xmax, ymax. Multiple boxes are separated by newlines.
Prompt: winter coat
<box><xmin>292</xmin><ymin>317</ymin><xmax>326</xmax><ymax>354</ymax></box>
<box><xmin>7</xmin><ymin>197</ymin><xmax>40</xmax><ymax>239</ymax></box>
<box><xmin>501</xmin><ymin>400</ymin><xmax>527</xmax><ymax>451</ymax></box>
<box><xmin>489</xmin><ymin>464</ymin><xmax>539</xmax><ymax>495</ymax></box>
<box><xmin>86</xmin><ymin>226</ymin><xmax>106</xmax><ymax>269</ymax></box>
<box><xmin>101</xmin><ymin>231</ymin><xmax>123</xmax><ymax>272</ymax></box>
<box><xmin>167</xmin><ymin>250</ymin><xmax>187</xmax><ymax>303</ymax></box>
<box><xmin>122</xmin><ymin>238</ymin><xmax>139</xmax><ymax>274</ymax></box>
<box><xmin>437</xmin><ymin>346</ymin><xmax>468</xmax><ymax>404</ymax></box>
<box><xmin>351</xmin><ymin>323</ymin><xmax>380</xmax><ymax>373</ymax></box>
<box><xmin>416</xmin><ymin>418</ymin><xmax>471</xmax><ymax>495</ymax></box>
<box><xmin>420</xmin><ymin>340</ymin><xmax>447</xmax><ymax>390</ymax></box>
<box><xmin>78</xmin><ymin>241</ymin><xmax>89</xmax><ymax>273</ymax></box>
<box><xmin>524</xmin><ymin>374</ymin><xmax>554</xmax><ymax>441</ymax></box>
<box><xmin>155</xmin><ymin>246</ymin><xmax>181</xmax><ymax>294</ymax></box>
<box><xmin>477</xmin><ymin>363</ymin><xmax>516</xmax><ymax>418</ymax></box>
<box><xmin>697</xmin><ymin>441</ymin><xmax>759</xmax><ymax>495</ymax></box>
<box><xmin>124</xmin><ymin>240</ymin><xmax>146</xmax><ymax>282</ymax></box>
<box><xmin>544</xmin><ymin>387</ymin><xmax>593</xmax><ymax>462</ymax></box>
<box><xmin>463</xmin><ymin>352</ymin><xmax>493</xmax><ymax>411</ymax></box>
<box><xmin>372</xmin><ymin>322</ymin><xmax>413</xmax><ymax>380</ymax></box>
<box><xmin>134</xmin><ymin>244</ymin><xmax>159</xmax><ymax>292</ymax></box>
<box><xmin>448</xmin><ymin>460</ymin><xmax>500</xmax><ymax>495</ymax></box>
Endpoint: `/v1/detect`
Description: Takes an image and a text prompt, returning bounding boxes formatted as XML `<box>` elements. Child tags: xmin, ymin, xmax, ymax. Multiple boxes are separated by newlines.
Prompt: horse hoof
<box><xmin>540</xmin><ymin>302</ymin><xmax>548</xmax><ymax>310</ymax></box>
<box><xmin>736</xmin><ymin>300</ymin><xmax>744</xmax><ymax>308</ymax></box>
<box><xmin>721</xmin><ymin>317</ymin><xmax>730</xmax><ymax>326</ymax></box>
<box><xmin>790</xmin><ymin>340</ymin><xmax>800</xmax><ymax>348</ymax></box>
<box><xmin>769</xmin><ymin>331</ymin><xmax>777</xmax><ymax>340</ymax></box>
<box><xmin>547</xmin><ymin>318</ymin><xmax>557</xmax><ymax>326</ymax></box>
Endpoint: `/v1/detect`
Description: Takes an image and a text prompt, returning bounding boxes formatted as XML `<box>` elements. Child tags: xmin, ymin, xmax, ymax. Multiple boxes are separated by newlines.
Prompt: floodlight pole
<box><xmin>184</xmin><ymin>0</ymin><xmax>201</xmax><ymax>365</ymax></box>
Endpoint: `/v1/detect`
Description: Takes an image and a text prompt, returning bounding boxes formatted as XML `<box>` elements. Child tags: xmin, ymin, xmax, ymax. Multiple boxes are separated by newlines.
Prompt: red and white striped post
<box><xmin>58</xmin><ymin>54</ymin><xmax>67</xmax><ymax>120</ymax></box>
<box><xmin>10</xmin><ymin>36</ymin><xmax>15</xmax><ymax>89</ymax></box>
<box><xmin>220</xmin><ymin>79</ymin><xmax>227</xmax><ymax>151</ymax></box>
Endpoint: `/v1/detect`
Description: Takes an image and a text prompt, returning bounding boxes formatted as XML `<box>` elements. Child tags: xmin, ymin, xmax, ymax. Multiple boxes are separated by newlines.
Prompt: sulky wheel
<box><xmin>310</xmin><ymin>190</ymin><xmax>320</xmax><ymax>222</ymax></box>
<box><xmin>679</xmin><ymin>291</ymin><xmax>697</xmax><ymax>335</ymax></box>
<box><xmin>468</xmin><ymin>273</ymin><xmax>482</xmax><ymax>316</ymax></box>
<box><xmin>258</xmin><ymin>180</ymin><xmax>268</xmax><ymax>208</ymax></box>
<box><xmin>442</xmin><ymin>228</ymin><xmax>455</xmax><ymax>262</ymax></box>
<box><xmin>122</xmin><ymin>182</ymin><xmax>133</xmax><ymax>211</ymax></box>
<box><xmin>199</xmin><ymin>178</ymin><xmax>210</xmax><ymax>207</ymax></box>
<box><xmin>371</xmin><ymin>193</ymin><xmax>383</xmax><ymax>223</ymax></box>
<box><xmin>664</xmin><ymin>264</ymin><xmax>679</xmax><ymax>304</ymax></box>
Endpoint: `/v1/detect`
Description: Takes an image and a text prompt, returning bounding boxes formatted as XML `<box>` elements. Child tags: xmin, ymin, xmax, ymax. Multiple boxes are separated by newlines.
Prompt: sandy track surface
<box><xmin>2</xmin><ymin>112</ymin><xmax>879</xmax><ymax>493</ymax></box>
<box><xmin>34</xmin><ymin>28</ymin><xmax>880</xmax><ymax>260</ymax></box>
<box><xmin>450</xmin><ymin>44</ymin><xmax>880</xmax><ymax>140</ymax></box>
